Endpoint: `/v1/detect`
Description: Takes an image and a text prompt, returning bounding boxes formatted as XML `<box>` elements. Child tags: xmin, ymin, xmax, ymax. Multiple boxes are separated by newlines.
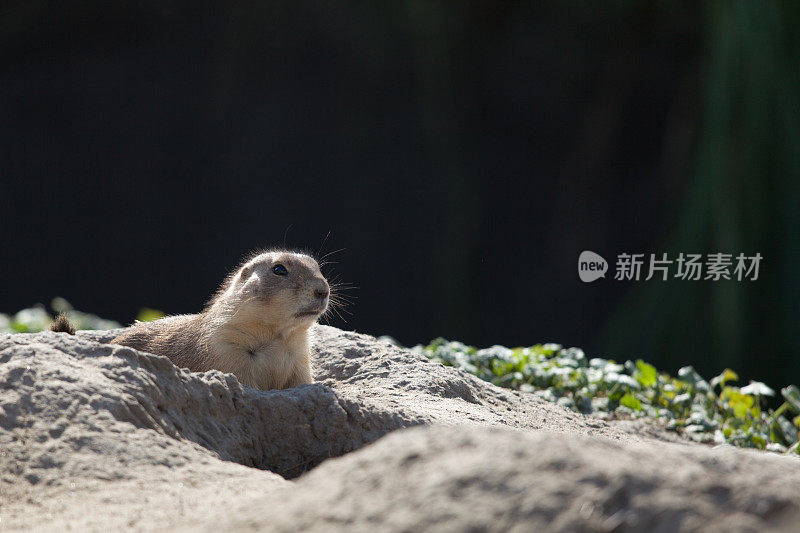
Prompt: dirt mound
<box><xmin>0</xmin><ymin>325</ymin><xmax>797</xmax><ymax>531</ymax></box>
<box><xmin>212</xmin><ymin>425</ymin><xmax>800</xmax><ymax>532</ymax></box>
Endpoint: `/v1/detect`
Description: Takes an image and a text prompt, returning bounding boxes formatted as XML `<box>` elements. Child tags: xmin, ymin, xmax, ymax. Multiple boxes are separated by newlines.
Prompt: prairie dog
<box><xmin>111</xmin><ymin>250</ymin><xmax>329</xmax><ymax>390</ymax></box>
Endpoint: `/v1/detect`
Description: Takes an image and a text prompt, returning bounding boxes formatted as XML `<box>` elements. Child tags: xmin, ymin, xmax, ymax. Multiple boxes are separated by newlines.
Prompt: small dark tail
<box><xmin>50</xmin><ymin>313</ymin><xmax>76</xmax><ymax>335</ymax></box>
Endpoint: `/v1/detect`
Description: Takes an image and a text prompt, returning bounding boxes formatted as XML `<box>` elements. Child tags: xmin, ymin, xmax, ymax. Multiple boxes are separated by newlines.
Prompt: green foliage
<box><xmin>0</xmin><ymin>301</ymin><xmax>165</xmax><ymax>332</ymax></box>
<box><xmin>415</xmin><ymin>338</ymin><xmax>800</xmax><ymax>455</ymax></box>
<box><xmin>620</xmin><ymin>393</ymin><xmax>642</xmax><ymax>411</ymax></box>
<box><xmin>782</xmin><ymin>385</ymin><xmax>800</xmax><ymax>413</ymax></box>
<box><xmin>136</xmin><ymin>308</ymin><xmax>166</xmax><ymax>323</ymax></box>
<box><xmin>710</xmin><ymin>368</ymin><xmax>739</xmax><ymax>389</ymax></box>
<box><xmin>0</xmin><ymin>299</ymin><xmax>121</xmax><ymax>333</ymax></box>
<box><xmin>634</xmin><ymin>359</ymin><xmax>657</xmax><ymax>388</ymax></box>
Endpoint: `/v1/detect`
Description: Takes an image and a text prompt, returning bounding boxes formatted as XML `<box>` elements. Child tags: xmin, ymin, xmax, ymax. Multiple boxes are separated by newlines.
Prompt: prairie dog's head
<box><xmin>212</xmin><ymin>250</ymin><xmax>329</xmax><ymax>331</ymax></box>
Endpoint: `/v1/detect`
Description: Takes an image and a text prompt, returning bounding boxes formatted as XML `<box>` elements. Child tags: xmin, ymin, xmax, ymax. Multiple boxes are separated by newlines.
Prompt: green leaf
<box><xmin>620</xmin><ymin>393</ymin><xmax>642</xmax><ymax>411</ymax></box>
<box><xmin>678</xmin><ymin>366</ymin><xmax>710</xmax><ymax>392</ymax></box>
<box><xmin>722</xmin><ymin>387</ymin><xmax>755</xmax><ymax>419</ymax></box>
<box><xmin>778</xmin><ymin>416</ymin><xmax>797</xmax><ymax>445</ymax></box>
<box><xmin>606</xmin><ymin>372</ymin><xmax>641</xmax><ymax>390</ymax></box>
<box><xmin>782</xmin><ymin>385</ymin><xmax>800</xmax><ymax>414</ymax></box>
<box><xmin>137</xmin><ymin>308</ymin><xmax>166</xmax><ymax>322</ymax></box>
<box><xmin>11</xmin><ymin>321</ymin><xmax>29</xmax><ymax>333</ymax></box>
<box><xmin>12</xmin><ymin>307</ymin><xmax>51</xmax><ymax>333</ymax></box>
<box><xmin>710</xmin><ymin>368</ymin><xmax>739</xmax><ymax>389</ymax></box>
<box><xmin>740</xmin><ymin>381</ymin><xmax>775</xmax><ymax>397</ymax></box>
<box><xmin>749</xmin><ymin>434</ymin><xmax>767</xmax><ymax>449</ymax></box>
<box><xmin>672</xmin><ymin>392</ymin><xmax>692</xmax><ymax>405</ymax></box>
<box><xmin>634</xmin><ymin>359</ymin><xmax>658</xmax><ymax>388</ymax></box>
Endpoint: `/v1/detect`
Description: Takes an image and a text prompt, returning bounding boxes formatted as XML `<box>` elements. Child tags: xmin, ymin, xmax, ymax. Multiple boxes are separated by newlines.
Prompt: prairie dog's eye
<box><xmin>272</xmin><ymin>264</ymin><xmax>288</xmax><ymax>276</ymax></box>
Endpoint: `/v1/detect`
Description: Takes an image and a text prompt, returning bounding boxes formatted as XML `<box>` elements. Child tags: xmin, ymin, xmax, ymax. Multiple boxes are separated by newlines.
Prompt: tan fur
<box><xmin>111</xmin><ymin>250</ymin><xmax>329</xmax><ymax>390</ymax></box>
<box><xmin>50</xmin><ymin>313</ymin><xmax>76</xmax><ymax>335</ymax></box>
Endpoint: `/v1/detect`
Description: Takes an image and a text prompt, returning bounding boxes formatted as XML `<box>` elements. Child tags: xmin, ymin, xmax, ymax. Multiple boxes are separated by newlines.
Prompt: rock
<box><xmin>211</xmin><ymin>425</ymin><xmax>800</xmax><ymax>532</ymax></box>
<box><xmin>0</xmin><ymin>325</ymin><xmax>798</xmax><ymax>531</ymax></box>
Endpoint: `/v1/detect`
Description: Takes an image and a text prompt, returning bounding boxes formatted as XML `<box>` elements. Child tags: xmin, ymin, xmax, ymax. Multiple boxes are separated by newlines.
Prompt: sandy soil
<box><xmin>0</xmin><ymin>325</ymin><xmax>798</xmax><ymax>531</ymax></box>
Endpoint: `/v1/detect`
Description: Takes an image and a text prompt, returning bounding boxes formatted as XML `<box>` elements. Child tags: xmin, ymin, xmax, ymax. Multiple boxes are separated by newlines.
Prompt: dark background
<box><xmin>2</xmin><ymin>2</ymin><xmax>799</xmax><ymax>389</ymax></box>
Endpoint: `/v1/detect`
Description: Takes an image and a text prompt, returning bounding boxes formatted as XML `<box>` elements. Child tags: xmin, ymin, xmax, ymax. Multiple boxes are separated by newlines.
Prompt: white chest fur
<box><xmin>206</xmin><ymin>323</ymin><xmax>312</xmax><ymax>390</ymax></box>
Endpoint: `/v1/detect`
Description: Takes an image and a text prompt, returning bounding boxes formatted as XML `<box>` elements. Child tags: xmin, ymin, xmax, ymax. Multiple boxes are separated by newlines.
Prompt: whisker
<box><xmin>328</xmin><ymin>279</ymin><xmax>356</xmax><ymax>286</ymax></box>
<box><xmin>329</xmin><ymin>294</ymin><xmax>356</xmax><ymax>305</ymax></box>
<box><xmin>319</xmin><ymin>247</ymin><xmax>346</xmax><ymax>263</ymax></box>
<box><xmin>327</xmin><ymin>297</ymin><xmax>353</xmax><ymax>315</ymax></box>
<box><xmin>283</xmin><ymin>224</ymin><xmax>293</xmax><ymax>248</ymax></box>
<box><xmin>328</xmin><ymin>281</ymin><xmax>358</xmax><ymax>289</ymax></box>
<box><xmin>329</xmin><ymin>294</ymin><xmax>357</xmax><ymax>303</ymax></box>
<box><xmin>335</xmin><ymin>306</ymin><xmax>353</xmax><ymax>317</ymax></box>
<box><xmin>317</xmin><ymin>229</ymin><xmax>332</xmax><ymax>258</ymax></box>
<box><xmin>231</xmin><ymin>296</ymin><xmax>258</xmax><ymax>318</ymax></box>
<box><xmin>331</xmin><ymin>305</ymin><xmax>348</xmax><ymax>323</ymax></box>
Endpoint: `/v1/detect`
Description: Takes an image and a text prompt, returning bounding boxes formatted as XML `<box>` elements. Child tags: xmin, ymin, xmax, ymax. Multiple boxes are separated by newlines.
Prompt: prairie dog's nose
<box><xmin>312</xmin><ymin>279</ymin><xmax>329</xmax><ymax>300</ymax></box>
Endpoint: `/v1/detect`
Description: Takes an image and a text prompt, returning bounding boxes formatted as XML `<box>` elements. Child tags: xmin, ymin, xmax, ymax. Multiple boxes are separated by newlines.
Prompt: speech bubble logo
<box><xmin>578</xmin><ymin>251</ymin><xmax>608</xmax><ymax>282</ymax></box>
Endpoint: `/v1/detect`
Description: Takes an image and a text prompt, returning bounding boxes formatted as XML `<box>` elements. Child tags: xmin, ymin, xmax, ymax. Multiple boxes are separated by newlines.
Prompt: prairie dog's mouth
<box><xmin>294</xmin><ymin>301</ymin><xmax>328</xmax><ymax>318</ymax></box>
<box><xmin>294</xmin><ymin>310</ymin><xmax>321</xmax><ymax>318</ymax></box>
